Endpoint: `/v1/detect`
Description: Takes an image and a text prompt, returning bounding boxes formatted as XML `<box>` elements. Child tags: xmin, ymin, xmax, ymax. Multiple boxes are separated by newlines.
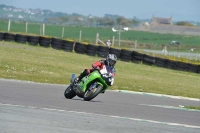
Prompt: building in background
<box><xmin>151</xmin><ymin>15</ymin><xmax>173</xmax><ymax>25</ymax></box>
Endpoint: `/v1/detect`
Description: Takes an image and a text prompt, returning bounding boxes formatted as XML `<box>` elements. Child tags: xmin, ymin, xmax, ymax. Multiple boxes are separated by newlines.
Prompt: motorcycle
<box><xmin>64</xmin><ymin>65</ymin><xmax>114</xmax><ymax>101</ymax></box>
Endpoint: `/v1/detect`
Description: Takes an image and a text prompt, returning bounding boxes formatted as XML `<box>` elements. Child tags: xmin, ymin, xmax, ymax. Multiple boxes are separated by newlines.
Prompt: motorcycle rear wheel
<box><xmin>83</xmin><ymin>85</ymin><xmax>103</xmax><ymax>101</ymax></box>
<box><xmin>64</xmin><ymin>85</ymin><xmax>76</xmax><ymax>99</ymax></box>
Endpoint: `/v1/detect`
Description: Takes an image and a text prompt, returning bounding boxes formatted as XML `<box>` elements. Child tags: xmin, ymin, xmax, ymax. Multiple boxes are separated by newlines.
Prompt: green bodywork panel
<box><xmin>78</xmin><ymin>70</ymin><xmax>109</xmax><ymax>92</ymax></box>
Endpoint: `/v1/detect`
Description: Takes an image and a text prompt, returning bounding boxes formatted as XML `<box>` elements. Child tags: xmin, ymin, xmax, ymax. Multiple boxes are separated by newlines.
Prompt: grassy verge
<box><xmin>0</xmin><ymin>41</ymin><xmax>200</xmax><ymax>99</ymax></box>
<box><xmin>185</xmin><ymin>106</ymin><xmax>200</xmax><ymax>110</ymax></box>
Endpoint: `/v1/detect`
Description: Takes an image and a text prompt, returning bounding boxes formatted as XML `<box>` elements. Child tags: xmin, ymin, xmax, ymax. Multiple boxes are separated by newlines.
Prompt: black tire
<box><xmin>39</xmin><ymin>37</ymin><xmax>51</xmax><ymax>47</ymax></box>
<box><xmin>0</xmin><ymin>32</ymin><xmax>4</xmax><ymax>41</ymax></box>
<box><xmin>15</xmin><ymin>34</ymin><xmax>27</xmax><ymax>39</ymax></box>
<box><xmin>64</xmin><ymin>85</ymin><xmax>76</xmax><ymax>99</ymax></box>
<box><xmin>131</xmin><ymin>55</ymin><xmax>144</xmax><ymax>63</ymax></box>
<box><xmin>28</xmin><ymin>41</ymin><xmax>38</xmax><ymax>46</ymax></box>
<box><xmin>197</xmin><ymin>66</ymin><xmax>200</xmax><ymax>74</ymax></box>
<box><xmin>154</xmin><ymin>61</ymin><xmax>165</xmax><ymax>67</ymax></box>
<box><xmin>28</xmin><ymin>36</ymin><xmax>40</xmax><ymax>42</ymax></box>
<box><xmin>87</xmin><ymin>44</ymin><xmax>98</xmax><ymax>51</ymax></box>
<box><xmin>4</xmin><ymin>36</ymin><xmax>15</xmax><ymax>41</ymax></box>
<box><xmin>132</xmin><ymin>55</ymin><xmax>143</xmax><ymax>59</ymax></box>
<box><xmin>109</xmin><ymin>48</ymin><xmax>121</xmax><ymax>58</ymax></box>
<box><xmin>119</xmin><ymin>49</ymin><xmax>132</xmax><ymax>62</ymax></box>
<box><xmin>51</xmin><ymin>42</ymin><xmax>62</xmax><ymax>49</ymax></box>
<box><xmin>75</xmin><ymin>47</ymin><xmax>86</xmax><ymax>54</ymax></box>
<box><xmin>120</xmin><ymin>49</ymin><xmax>132</xmax><ymax>57</ymax></box>
<box><xmin>120</xmin><ymin>55</ymin><xmax>132</xmax><ymax>62</ymax></box>
<box><xmin>15</xmin><ymin>34</ymin><xmax>27</xmax><ymax>44</ymax></box>
<box><xmin>142</xmin><ymin>54</ymin><xmax>155</xmax><ymax>65</ymax></box>
<box><xmin>96</xmin><ymin>51</ymin><xmax>108</xmax><ymax>58</ymax></box>
<box><xmin>109</xmin><ymin>47</ymin><xmax>121</xmax><ymax>53</ymax></box>
<box><xmin>86</xmin><ymin>49</ymin><xmax>96</xmax><ymax>56</ymax></box>
<box><xmin>75</xmin><ymin>42</ymin><xmax>87</xmax><ymax>48</ymax></box>
<box><xmin>52</xmin><ymin>45</ymin><xmax>62</xmax><ymax>50</ymax></box>
<box><xmin>4</xmin><ymin>33</ymin><xmax>16</xmax><ymax>41</ymax></box>
<box><xmin>15</xmin><ymin>39</ymin><xmax>27</xmax><ymax>44</ymax></box>
<box><xmin>186</xmin><ymin>63</ymin><xmax>198</xmax><ymax>73</ymax></box>
<box><xmin>62</xmin><ymin>40</ymin><xmax>74</xmax><ymax>47</ymax></box>
<box><xmin>98</xmin><ymin>46</ymin><xmax>109</xmax><ymax>53</ymax></box>
<box><xmin>51</xmin><ymin>37</ymin><xmax>63</xmax><ymax>43</ymax></box>
<box><xmin>51</xmin><ymin>41</ymin><xmax>62</xmax><ymax>46</ymax></box>
<box><xmin>39</xmin><ymin>36</ymin><xmax>51</xmax><ymax>41</ymax></box>
<box><xmin>175</xmin><ymin>62</ymin><xmax>187</xmax><ymax>71</ymax></box>
<box><xmin>131</xmin><ymin>58</ymin><xmax>142</xmax><ymax>63</ymax></box>
<box><xmin>28</xmin><ymin>36</ymin><xmax>39</xmax><ymax>46</ymax></box>
<box><xmin>132</xmin><ymin>51</ymin><xmax>143</xmax><ymax>56</ymax></box>
<box><xmin>39</xmin><ymin>41</ymin><xmax>50</xmax><ymax>47</ymax></box>
<box><xmin>63</xmin><ymin>45</ymin><xmax>73</xmax><ymax>52</ymax></box>
<box><xmin>74</xmin><ymin>42</ymin><xmax>87</xmax><ymax>54</ymax></box>
<box><xmin>165</xmin><ymin>59</ymin><xmax>177</xmax><ymax>69</ymax></box>
<box><xmin>155</xmin><ymin>57</ymin><xmax>166</xmax><ymax>67</ymax></box>
<box><xmin>51</xmin><ymin>37</ymin><xmax>63</xmax><ymax>49</ymax></box>
<box><xmin>84</xmin><ymin>85</ymin><xmax>103</xmax><ymax>101</ymax></box>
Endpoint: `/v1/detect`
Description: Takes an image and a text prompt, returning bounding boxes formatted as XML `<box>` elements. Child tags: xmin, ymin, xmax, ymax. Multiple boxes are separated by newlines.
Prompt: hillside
<box><xmin>0</xmin><ymin>4</ymin><xmax>71</xmax><ymax>22</ymax></box>
<box><xmin>1</xmin><ymin>4</ymin><xmax>199</xmax><ymax>26</ymax></box>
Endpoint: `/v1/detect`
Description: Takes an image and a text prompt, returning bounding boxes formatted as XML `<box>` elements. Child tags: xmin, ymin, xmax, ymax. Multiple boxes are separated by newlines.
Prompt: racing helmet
<box><xmin>106</xmin><ymin>54</ymin><xmax>117</xmax><ymax>66</ymax></box>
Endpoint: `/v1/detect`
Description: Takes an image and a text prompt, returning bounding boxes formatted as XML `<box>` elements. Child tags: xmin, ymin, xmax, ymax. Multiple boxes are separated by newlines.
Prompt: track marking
<box><xmin>140</xmin><ymin>104</ymin><xmax>200</xmax><ymax>112</ymax></box>
<box><xmin>115</xmin><ymin>90</ymin><xmax>200</xmax><ymax>101</ymax></box>
<box><xmin>0</xmin><ymin>103</ymin><xmax>200</xmax><ymax>129</ymax></box>
<box><xmin>0</xmin><ymin>78</ymin><xmax>66</xmax><ymax>86</ymax></box>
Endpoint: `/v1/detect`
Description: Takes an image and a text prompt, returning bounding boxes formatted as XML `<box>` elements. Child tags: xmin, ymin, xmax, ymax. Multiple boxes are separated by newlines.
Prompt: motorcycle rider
<box><xmin>74</xmin><ymin>54</ymin><xmax>117</xmax><ymax>85</ymax></box>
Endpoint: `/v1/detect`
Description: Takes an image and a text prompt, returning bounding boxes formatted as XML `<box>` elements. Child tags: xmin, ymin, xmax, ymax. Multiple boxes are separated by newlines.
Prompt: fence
<box><xmin>0</xmin><ymin>19</ymin><xmax>126</xmax><ymax>47</ymax></box>
<box><xmin>1</xmin><ymin>19</ymin><xmax>200</xmax><ymax>61</ymax></box>
<box><xmin>0</xmin><ymin>20</ymin><xmax>73</xmax><ymax>37</ymax></box>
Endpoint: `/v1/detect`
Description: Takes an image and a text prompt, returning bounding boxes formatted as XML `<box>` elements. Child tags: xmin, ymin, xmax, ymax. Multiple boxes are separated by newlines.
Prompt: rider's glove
<box><xmin>108</xmin><ymin>72</ymin><xmax>112</xmax><ymax>77</ymax></box>
<box><xmin>108</xmin><ymin>77</ymin><xmax>114</xmax><ymax>86</ymax></box>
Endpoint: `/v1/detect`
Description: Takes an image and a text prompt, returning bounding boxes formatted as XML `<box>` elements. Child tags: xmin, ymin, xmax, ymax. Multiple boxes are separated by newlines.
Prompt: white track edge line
<box><xmin>0</xmin><ymin>103</ymin><xmax>200</xmax><ymax>129</ymax></box>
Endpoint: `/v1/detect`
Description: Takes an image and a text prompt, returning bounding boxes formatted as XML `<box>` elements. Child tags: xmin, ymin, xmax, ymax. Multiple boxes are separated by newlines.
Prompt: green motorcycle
<box><xmin>64</xmin><ymin>65</ymin><xmax>114</xmax><ymax>101</ymax></box>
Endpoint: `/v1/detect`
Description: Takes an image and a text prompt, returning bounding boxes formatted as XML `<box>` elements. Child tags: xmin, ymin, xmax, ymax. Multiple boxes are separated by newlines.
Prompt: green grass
<box><xmin>185</xmin><ymin>106</ymin><xmax>200</xmax><ymax>110</ymax></box>
<box><xmin>0</xmin><ymin>41</ymin><xmax>200</xmax><ymax>99</ymax></box>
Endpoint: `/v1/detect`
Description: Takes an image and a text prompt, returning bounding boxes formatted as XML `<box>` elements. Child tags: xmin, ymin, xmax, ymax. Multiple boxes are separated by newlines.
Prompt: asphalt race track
<box><xmin>0</xmin><ymin>79</ymin><xmax>200</xmax><ymax>133</ymax></box>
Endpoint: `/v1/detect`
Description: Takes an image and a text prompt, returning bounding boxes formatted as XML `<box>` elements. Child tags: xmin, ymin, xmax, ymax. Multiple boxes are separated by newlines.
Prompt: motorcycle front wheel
<box><xmin>83</xmin><ymin>84</ymin><xmax>103</xmax><ymax>101</ymax></box>
<box><xmin>64</xmin><ymin>85</ymin><xmax>76</xmax><ymax>99</ymax></box>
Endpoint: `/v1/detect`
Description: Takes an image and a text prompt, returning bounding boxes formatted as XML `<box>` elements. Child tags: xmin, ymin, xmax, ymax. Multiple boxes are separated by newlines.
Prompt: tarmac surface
<box><xmin>0</xmin><ymin>79</ymin><xmax>200</xmax><ymax>133</ymax></box>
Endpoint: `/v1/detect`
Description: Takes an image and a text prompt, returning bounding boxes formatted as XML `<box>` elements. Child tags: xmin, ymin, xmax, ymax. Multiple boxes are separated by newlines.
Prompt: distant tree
<box><xmin>96</xmin><ymin>17</ymin><xmax>114</xmax><ymax>27</ymax></box>
<box><xmin>96</xmin><ymin>17</ymin><xmax>103</xmax><ymax>26</ymax></box>
<box><xmin>116</xmin><ymin>16</ymin><xmax>124</xmax><ymax>25</ymax></box>
<box><xmin>104</xmin><ymin>17</ymin><xmax>115</xmax><ymax>26</ymax></box>
<box><xmin>54</xmin><ymin>12</ymin><xmax>66</xmax><ymax>17</ymax></box>
<box><xmin>69</xmin><ymin>16</ymin><xmax>84</xmax><ymax>26</ymax></box>
<box><xmin>132</xmin><ymin>19</ymin><xmax>139</xmax><ymax>26</ymax></box>
<box><xmin>88</xmin><ymin>16</ymin><xmax>94</xmax><ymax>27</ymax></box>
<box><xmin>116</xmin><ymin>16</ymin><xmax>132</xmax><ymax>27</ymax></box>
<box><xmin>176</xmin><ymin>21</ymin><xmax>194</xmax><ymax>26</ymax></box>
<box><xmin>60</xmin><ymin>16</ymin><xmax>69</xmax><ymax>25</ymax></box>
<box><xmin>120</xmin><ymin>19</ymin><xmax>132</xmax><ymax>26</ymax></box>
<box><xmin>46</xmin><ymin>17</ymin><xmax>66</xmax><ymax>25</ymax></box>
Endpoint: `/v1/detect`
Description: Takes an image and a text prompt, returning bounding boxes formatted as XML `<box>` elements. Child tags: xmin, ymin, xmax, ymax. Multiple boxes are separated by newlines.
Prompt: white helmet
<box><xmin>106</xmin><ymin>54</ymin><xmax>117</xmax><ymax>66</ymax></box>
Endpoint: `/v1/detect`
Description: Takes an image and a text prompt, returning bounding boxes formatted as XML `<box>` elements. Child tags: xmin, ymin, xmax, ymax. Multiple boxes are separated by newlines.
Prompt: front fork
<box><xmin>88</xmin><ymin>82</ymin><xmax>98</xmax><ymax>91</ymax></box>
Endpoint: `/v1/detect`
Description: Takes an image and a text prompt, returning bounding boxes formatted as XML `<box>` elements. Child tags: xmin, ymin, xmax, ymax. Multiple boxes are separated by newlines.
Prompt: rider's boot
<box><xmin>74</xmin><ymin>72</ymin><xmax>84</xmax><ymax>85</ymax></box>
<box><xmin>74</xmin><ymin>69</ymin><xmax>89</xmax><ymax>85</ymax></box>
<box><xmin>73</xmin><ymin>77</ymin><xmax>79</xmax><ymax>85</ymax></box>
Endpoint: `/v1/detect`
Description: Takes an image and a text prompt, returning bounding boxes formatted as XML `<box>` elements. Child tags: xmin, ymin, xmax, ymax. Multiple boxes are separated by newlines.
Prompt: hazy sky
<box><xmin>0</xmin><ymin>0</ymin><xmax>199</xmax><ymax>22</ymax></box>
